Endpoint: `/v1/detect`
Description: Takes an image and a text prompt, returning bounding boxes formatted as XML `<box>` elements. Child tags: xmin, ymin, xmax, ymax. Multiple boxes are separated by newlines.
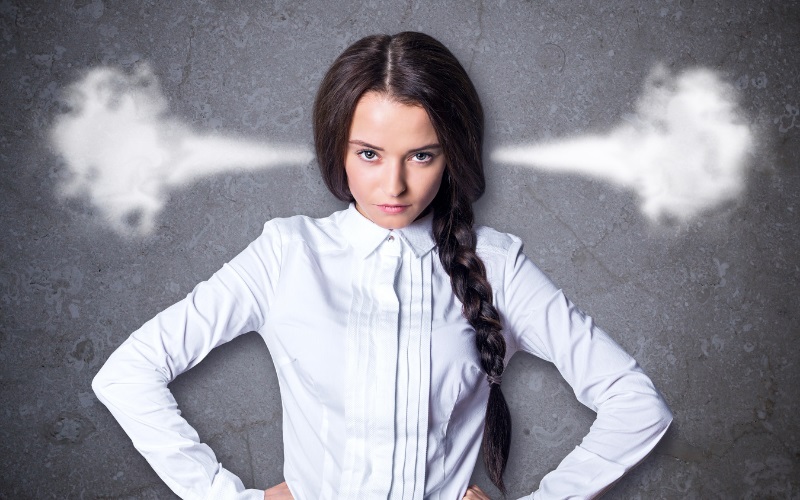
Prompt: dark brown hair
<box><xmin>313</xmin><ymin>32</ymin><xmax>512</xmax><ymax>493</ymax></box>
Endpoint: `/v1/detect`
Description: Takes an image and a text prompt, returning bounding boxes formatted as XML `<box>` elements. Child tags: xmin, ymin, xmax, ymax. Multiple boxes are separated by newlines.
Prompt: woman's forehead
<box><xmin>348</xmin><ymin>92</ymin><xmax>439</xmax><ymax>148</ymax></box>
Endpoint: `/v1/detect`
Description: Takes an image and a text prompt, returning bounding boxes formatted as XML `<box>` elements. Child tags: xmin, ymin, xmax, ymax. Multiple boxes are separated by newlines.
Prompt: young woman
<box><xmin>93</xmin><ymin>32</ymin><xmax>672</xmax><ymax>499</ymax></box>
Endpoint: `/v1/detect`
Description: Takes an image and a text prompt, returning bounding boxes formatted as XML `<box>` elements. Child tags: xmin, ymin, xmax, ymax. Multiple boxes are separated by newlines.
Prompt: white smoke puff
<box><xmin>492</xmin><ymin>65</ymin><xmax>753</xmax><ymax>222</ymax></box>
<box><xmin>51</xmin><ymin>64</ymin><xmax>312</xmax><ymax>235</ymax></box>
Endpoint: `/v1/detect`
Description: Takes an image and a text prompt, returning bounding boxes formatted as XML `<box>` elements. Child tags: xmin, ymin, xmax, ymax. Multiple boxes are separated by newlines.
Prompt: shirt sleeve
<box><xmin>500</xmin><ymin>239</ymin><xmax>673</xmax><ymax>500</ymax></box>
<box><xmin>92</xmin><ymin>220</ymin><xmax>284</xmax><ymax>500</ymax></box>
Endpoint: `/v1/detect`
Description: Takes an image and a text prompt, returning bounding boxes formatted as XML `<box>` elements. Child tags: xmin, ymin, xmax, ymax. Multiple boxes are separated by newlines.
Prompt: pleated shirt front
<box><xmin>337</xmin><ymin>209</ymin><xmax>432</xmax><ymax>499</ymax></box>
<box><xmin>241</xmin><ymin>204</ymin><xmax>443</xmax><ymax>499</ymax></box>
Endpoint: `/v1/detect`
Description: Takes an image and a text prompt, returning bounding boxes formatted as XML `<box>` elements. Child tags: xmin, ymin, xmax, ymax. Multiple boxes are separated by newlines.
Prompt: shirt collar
<box><xmin>340</xmin><ymin>203</ymin><xmax>436</xmax><ymax>260</ymax></box>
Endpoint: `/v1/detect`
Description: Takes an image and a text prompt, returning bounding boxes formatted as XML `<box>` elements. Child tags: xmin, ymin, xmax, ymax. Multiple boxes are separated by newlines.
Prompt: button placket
<box><xmin>342</xmin><ymin>233</ymin><xmax>402</xmax><ymax>498</ymax></box>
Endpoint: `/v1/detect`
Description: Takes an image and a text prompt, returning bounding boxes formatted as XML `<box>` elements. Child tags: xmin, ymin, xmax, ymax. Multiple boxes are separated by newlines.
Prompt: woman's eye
<box><xmin>358</xmin><ymin>150</ymin><xmax>377</xmax><ymax>161</ymax></box>
<box><xmin>412</xmin><ymin>152</ymin><xmax>432</xmax><ymax>162</ymax></box>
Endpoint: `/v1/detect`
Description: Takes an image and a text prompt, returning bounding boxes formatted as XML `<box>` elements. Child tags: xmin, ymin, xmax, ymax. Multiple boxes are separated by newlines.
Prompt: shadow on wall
<box><xmin>50</xmin><ymin>63</ymin><xmax>753</xmax><ymax>236</ymax></box>
<box><xmin>50</xmin><ymin>64</ymin><xmax>313</xmax><ymax>236</ymax></box>
<box><xmin>493</xmin><ymin>65</ymin><xmax>754</xmax><ymax>223</ymax></box>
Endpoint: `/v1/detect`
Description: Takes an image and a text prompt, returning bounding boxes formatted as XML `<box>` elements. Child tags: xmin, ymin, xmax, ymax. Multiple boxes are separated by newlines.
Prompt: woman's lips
<box><xmin>377</xmin><ymin>204</ymin><xmax>410</xmax><ymax>214</ymax></box>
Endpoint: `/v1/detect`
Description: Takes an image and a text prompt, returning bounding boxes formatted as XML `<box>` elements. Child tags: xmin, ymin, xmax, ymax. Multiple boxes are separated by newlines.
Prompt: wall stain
<box><xmin>44</xmin><ymin>412</ymin><xmax>96</xmax><ymax>445</ymax></box>
<box><xmin>70</xmin><ymin>338</ymin><xmax>95</xmax><ymax>364</ymax></box>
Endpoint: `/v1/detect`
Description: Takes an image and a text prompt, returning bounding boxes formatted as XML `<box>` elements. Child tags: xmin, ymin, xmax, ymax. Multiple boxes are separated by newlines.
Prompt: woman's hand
<box><xmin>264</xmin><ymin>481</ymin><xmax>294</xmax><ymax>499</ymax></box>
<box><xmin>463</xmin><ymin>484</ymin><xmax>491</xmax><ymax>499</ymax></box>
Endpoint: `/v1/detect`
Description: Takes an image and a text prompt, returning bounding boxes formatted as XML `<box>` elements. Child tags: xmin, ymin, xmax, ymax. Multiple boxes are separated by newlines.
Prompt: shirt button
<box><xmin>388</xmin><ymin>235</ymin><xmax>394</xmax><ymax>241</ymax></box>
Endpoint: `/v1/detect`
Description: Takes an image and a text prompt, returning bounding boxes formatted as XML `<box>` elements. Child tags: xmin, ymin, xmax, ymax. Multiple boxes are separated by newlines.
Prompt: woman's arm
<box><xmin>92</xmin><ymin>221</ymin><xmax>283</xmax><ymax>500</ymax></box>
<box><xmin>501</xmin><ymin>239</ymin><xmax>673</xmax><ymax>499</ymax></box>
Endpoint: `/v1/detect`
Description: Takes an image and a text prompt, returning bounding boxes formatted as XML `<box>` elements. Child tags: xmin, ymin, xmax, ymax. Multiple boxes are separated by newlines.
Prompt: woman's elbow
<box><xmin>636</xmin><ymin>391</ymin><xmax>673</xmax><ymax>442</ymax></box>
<box><xmin>655</xmin><ymin>396</ymin><xmax>673</xmax><ymax>434</ymax></box>
<box><xmin>91</xmin><ymin>361</ymin><xmax>115</xmax><ymax>403</ymax></box>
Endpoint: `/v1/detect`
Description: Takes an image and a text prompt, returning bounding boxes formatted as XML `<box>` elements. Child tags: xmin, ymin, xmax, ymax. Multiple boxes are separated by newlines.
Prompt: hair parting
<box><xmin>313</xmin><ymin>31</ymin><xmax>513</xmax><ymax>494</ymax></box>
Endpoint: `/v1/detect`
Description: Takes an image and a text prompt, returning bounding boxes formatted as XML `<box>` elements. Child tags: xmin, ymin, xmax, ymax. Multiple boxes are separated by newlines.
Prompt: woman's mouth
<box><xmin>377</xmin><ymin>204</ymin><xmax>410</xmax><ymax>214</ymax></box>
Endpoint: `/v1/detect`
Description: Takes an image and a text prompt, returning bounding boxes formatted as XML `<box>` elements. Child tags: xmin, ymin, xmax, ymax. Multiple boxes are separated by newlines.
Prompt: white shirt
<box><xmin>93</xmin><ymin>204</ymin><xmax>672</xmax><ymax>500</ymax></box>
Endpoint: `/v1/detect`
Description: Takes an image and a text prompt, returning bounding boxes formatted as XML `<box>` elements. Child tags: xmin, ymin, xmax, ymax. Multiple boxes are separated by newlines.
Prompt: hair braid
<box><xmin>433</xmin><ymin>188</ymin><xmax>512</xmax><ymax>494</ymax></box>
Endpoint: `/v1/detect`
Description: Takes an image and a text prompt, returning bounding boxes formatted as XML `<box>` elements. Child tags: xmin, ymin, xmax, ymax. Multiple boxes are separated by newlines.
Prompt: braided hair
<box><xmin>313</xmin><ymin>32</ymin><xmax>512</xmax><ymax>493</ymax></box>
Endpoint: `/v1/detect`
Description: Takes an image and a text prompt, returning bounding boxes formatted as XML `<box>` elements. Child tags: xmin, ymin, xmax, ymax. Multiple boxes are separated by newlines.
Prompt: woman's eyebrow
<box><xmin>408</xmin><ymin>144</ymin><xmax>442</xmax><ymax>153</ymax></box>
<box><xmin>349</xmin><ymin>140</ymin><xmax>384</xmax><ymax>151</ymax></box>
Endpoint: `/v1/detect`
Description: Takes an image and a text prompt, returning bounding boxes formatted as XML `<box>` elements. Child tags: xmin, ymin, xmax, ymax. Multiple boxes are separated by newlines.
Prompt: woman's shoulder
<box><xmin>473</xmin><ymin>226</ymin><xmax>527</xmax><ymax>291</ymax></box>
<box><xmin>475</xmin><ymin>225</ymin><xmax>523</xmax><ymax>257</ymax></box>
<box><xmin>257</xmin><ymin>208</ymin><xmax>349</xmax><ymax>251</ymax></box>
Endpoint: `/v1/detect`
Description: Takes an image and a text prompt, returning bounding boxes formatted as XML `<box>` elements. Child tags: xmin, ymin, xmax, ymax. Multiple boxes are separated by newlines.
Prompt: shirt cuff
<box><xmin>206</xmin><ymin>465</ymin><xmax>265</xmax><ymax>500</ymax></box>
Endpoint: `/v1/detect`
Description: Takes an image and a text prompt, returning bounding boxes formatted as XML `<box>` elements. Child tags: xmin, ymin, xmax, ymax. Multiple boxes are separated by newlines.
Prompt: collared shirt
<box><xmin>93</xmin><ymin>204</ymin><xmax>672</xmax><ymax>500</ymax></box>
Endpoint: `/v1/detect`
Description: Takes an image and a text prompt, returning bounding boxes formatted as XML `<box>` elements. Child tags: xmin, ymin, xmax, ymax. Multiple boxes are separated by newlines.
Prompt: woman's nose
<box><xmin>382</xmin><ymin>160</ymin><xmax>406</xmax><ymax>197</ymax></box>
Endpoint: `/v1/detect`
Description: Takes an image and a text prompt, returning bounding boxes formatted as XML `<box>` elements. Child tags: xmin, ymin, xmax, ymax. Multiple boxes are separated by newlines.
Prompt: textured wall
<box><xmin>1</xmin><ymin>1</ymin><xmax>798</xmax><ymax>498</ymax></box>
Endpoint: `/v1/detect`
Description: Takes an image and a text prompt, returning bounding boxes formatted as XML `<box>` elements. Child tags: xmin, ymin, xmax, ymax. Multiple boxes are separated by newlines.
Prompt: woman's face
<box><xmin>344</xmin><ymin>91</ymin><xmax>446</xmax><ymax>230</ymax></box>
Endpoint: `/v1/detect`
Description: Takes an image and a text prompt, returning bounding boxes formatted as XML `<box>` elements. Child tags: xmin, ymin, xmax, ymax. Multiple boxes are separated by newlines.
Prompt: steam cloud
<box><xmin>492</xmin><ymin>66</ymin><xmax>753</xmax><ymax>222</ymax></box>
<box><xmin>51</xmin><ymin>65</ymin><xmax>312</xmax><ymax>235</ymax></box>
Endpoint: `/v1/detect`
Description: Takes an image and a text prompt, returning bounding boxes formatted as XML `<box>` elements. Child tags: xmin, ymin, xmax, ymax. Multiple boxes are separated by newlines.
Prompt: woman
<box><xmin>93</xmin><ymin>32</ymin><xmax>672</xmax><ymax>499</ymax></box>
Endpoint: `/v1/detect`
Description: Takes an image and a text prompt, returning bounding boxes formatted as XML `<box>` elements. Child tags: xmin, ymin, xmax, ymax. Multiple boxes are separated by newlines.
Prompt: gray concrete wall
<box><xmin>1</xmin><ymin>1</ymin><xmax>798</xmax><ymax>498</ymax></box>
